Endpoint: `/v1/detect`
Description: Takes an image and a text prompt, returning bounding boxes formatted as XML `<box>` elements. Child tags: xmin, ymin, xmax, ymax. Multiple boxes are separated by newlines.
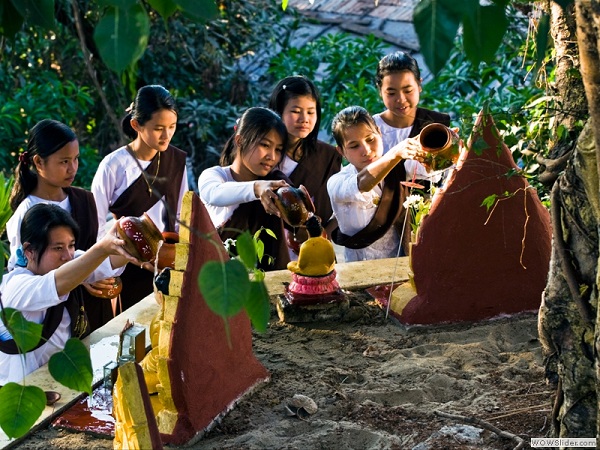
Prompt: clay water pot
<box><xmin>93</xmin><ymin>276</ymin><xmax>123</xmax><ymax>299</ymax></box>
<box><xmin>419</xmin><ymin>123</ymin><xmax>460</xmax><ymax>171</ymax></box>
<box><xmin>157</xmin><ymin>232</ymin><xmax>179</xmax><ymax>269</ymax></box>
<box><xmin>273</xmin><ymin>186</ymin><xmax>316</xmax><ymax>227</ymax></box>
<box><xmin>117</xmin><ymin>213</ymin><xmax>163</xmax><ymax>262</ymax></box>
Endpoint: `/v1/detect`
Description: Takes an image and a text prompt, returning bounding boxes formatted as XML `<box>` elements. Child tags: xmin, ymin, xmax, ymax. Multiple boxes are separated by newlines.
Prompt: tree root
<box><xmin>434</xmin><ymin>410</ymin><xmax>525</xmax><ymax>450</ymax></box>
<box><xmin>536</xmin><ymin>150</ymin><xmax>573</xmax><ymax>186</ymax></box>
<box><xmin>550</xmin><ymin>182</ymin><xmax>594</xmax><ymax>323</ymax></box>
<box><xmin>487</xmin><ymin>403</ymin><xmax>551</xmax><ymax>420</ymax></box>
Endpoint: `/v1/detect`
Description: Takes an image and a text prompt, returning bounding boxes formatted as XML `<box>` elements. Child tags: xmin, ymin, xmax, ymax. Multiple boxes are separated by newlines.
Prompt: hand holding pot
<box><xmin>273</xmin><ymin>185</ymin><xmax>316</xmax><ymax>227</ymax></box>
<box><xmin>116</xmin><ymin>213</ymin><xmax>163</xmax><ymax>263</ymax></box>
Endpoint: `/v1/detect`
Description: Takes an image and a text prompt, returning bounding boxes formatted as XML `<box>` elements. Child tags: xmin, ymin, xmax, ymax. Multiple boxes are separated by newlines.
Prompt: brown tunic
<box><xmin>218</xmin><ymin>171</ymin><xmax>290</xmax><ymax>271</ymax></box>
<box><xmin>109</xmin><ymin>145</ymin><xmax>187</xmax><ymax>311</ymax></box>
<box><xmin>288</xmin><ymin>140</ymin><xmax>342</xmax><ymax>227</ymax></box>
<box><xmin>65</xmin><ymin>187</ymin><xmax>104</xmax><ymax>335</ymax></box>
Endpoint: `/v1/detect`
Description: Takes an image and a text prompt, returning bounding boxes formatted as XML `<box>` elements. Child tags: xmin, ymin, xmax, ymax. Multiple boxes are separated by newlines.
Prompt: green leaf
<box><xmin>480</xmin><ymin>194</ymin><xmax>498</xmax><ymax>212</ymax></box>
<box><xmin>198</xmin><ymin>259</ymin><xmax>250</xmax><ymax>318</ymax></box>
<box><xmin>93</xmin><ymin>4</ymin><xmax>150</xmax><ymax>73</ymax></box>
<box><xmin>413</xmin><ymin>0</ymin><xmax>461</xmax><ymax>75</ymax></box>
<box><xmin>9</xmin><ymin>0</ymin><xmax>55</xmax><ymax>29</ymax></box>
<box><xmin>0</xmin><ymin>0</ymin><xmax>24</xmax><ymax>37</ymax></box>
<box><xmin>48</xmin><ymin>338</ymin><xmax>93</xmax><ymax>395</ymax></box>
<box><xmin>462</xmin><ymin>4</ymin><xmax>508</xmax><ymax>65</ymax></box>
<box><xmin>534</xmin><ymin>13</ymin><xmax>550</xmax><ymax>73</ymax></box>
<box><xmin>174</xmin><ymin>0</ymin><xmax>218</xmax><ymax>20</ymax></box>
<box><xmin>255</xmin><ymin>239</ymin><xmax>265</xmax><ymax>263</ymax></box>
<box><xmin>471</xmin><ymin>137</ymin><xmax>488</xmax><ymax>155</ymax></box>
<box><xmin>96</xmin><ymin>0</ymin><xmax>137</xmax><ymax>7</ymax></box>
<box><xmin>281</xmin><ymin>0</ymin><xmax>288</xmax><ymax>11</ymax></box>
<box><xmin>0</xmin><ymin>383</ymin><xmax>45</xmax><ymax>438</ymax></box>
<box><xmin>0</xmin><ymin>308</ymin><xmax>43</xmax><ymax>353</ymax></box>
<box><xmin>244</xmin><ymin>281</ymin><xmax>270</xmax><ymax>333</ymax></box>
<box><xmin>147</xmin><ymin>0</ymin><xmax>179</xmax><ymax>19</ymax></box>
<box><xmin>235</xmin><ymin>231</ymin><xmax>257</xmax><ymax>270</ymax></box>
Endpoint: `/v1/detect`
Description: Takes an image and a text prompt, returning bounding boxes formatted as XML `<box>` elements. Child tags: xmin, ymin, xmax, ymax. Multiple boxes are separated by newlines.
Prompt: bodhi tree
<box><xmin>407</xmin><ymin>0</ymin><xmax>598</xmax><ymax>441</ymax></box>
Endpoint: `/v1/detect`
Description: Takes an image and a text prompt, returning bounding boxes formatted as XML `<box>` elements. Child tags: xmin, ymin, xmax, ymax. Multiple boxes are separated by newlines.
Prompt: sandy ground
<box><xmin>12</xmin><ymin>290</ymin><xmax>551</xmax><ymax>450</ymax></box>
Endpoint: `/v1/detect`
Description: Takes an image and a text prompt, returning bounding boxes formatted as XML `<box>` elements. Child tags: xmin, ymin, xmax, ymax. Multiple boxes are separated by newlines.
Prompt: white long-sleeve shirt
<box><xmin>91</xmin><ymin>146</ymin><xmax>188</xmax><ymax>238</ymax></box>
<box><xmin>0</xmin><ymin>253</ymin><xmax>124</xmax><ymax>384</ymax></box>
<box><xmin>327</xmin><ymin>163</ymin><xmax>400</xmax><ymax>262</ymax></box>
<box><xmin>197</xmin><ymin>166</ymin><xmax>258</xmax><ymax>229</ymax></box>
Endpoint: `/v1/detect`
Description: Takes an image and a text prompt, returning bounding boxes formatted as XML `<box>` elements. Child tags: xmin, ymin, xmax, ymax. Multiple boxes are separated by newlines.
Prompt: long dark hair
<box><xmin>268</xmin><ymin>75</ymin><xmax>322</xmax><ymax>160</ymax></box>
<box><xmin>219</xmin><ymin>107</ymin><xmax>288</xmax><ymax>166</ymax></box>
<box><xmin>10</xmin><ymin>119</ymin><xmax>77</xmax><ymax>211</ymax></box>
<box><xmin>21</xmin><ymin>203</ymin><xmax>79</xmax><ymax>266</ymax></box>
<box><xmin>122</xmin><ymin>85</ymin><xmax>178</xmax><ymax>140</ymax></box>
<box><xmin>375</xmin><ymin>51</ymin><xmax>422</xmax><ymax>90</ymax></box>
<box><xmin>331</xmin><ymin>106</ymin><xmax>379</xmax><ymax>149</ymax></box>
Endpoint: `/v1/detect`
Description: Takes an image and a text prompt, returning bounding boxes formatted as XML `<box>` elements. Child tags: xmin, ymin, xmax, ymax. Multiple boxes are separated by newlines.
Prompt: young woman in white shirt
<box><xmin>0</xmin><ymin>203</ymin><xmax>138</xmax><ymax>384</ymax></box>
<box><xmin>198</xmin><ymin>107</ymin><xmax>292</xmax><ymax>271</ymax></box>
<box><xmin>327</xmin><ymin>106</ymin><xmax>426</xmax><ymax>262</ymax></box>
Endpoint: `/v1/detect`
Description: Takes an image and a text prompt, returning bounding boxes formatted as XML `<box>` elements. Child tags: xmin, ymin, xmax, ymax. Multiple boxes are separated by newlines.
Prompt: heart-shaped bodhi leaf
<box><xmin>199</xmin><ymin>259</ymin><xmax>251</xmax><ymax>346</ymax></box>
<box><xmin>244</xmin><ymin>281</ymin><xmax>270</xmax><ymax>333</ymax></box>
<box><xmin>0</xmin><ymin>383</ymin><xmax>45</xmax><ymax>438</ymax></box>
<box><xmin>0</xmin><ymin>308</ymin><xmax>43</xmax><ymax>353</ymax></box>
<box><xmin>235</xmin><ymin>231</ymin><xmax>258</xmax><ymax>270</ymax></box>
<box><xmin>48</xmin><ymin>338</ymin><xmax>93</xmax><ymax>395</ymax></box>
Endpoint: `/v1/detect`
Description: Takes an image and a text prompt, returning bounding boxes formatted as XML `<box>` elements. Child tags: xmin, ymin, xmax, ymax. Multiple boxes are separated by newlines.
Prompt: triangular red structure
<box><xmin>396</xmin><ymin>110</ymin><xmax>552</xmax><ymax>325</ymax></box>
<box><xmin>160</xmin><ymin>192</ymin><xmax>270</xmax><ymax>444</ymax></box>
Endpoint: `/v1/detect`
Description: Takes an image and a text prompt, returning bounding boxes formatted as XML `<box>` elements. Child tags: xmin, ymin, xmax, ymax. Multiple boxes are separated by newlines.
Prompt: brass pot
<box><xmin>419</xmin><ymin>123</ymin><xmax>460</xmax><ymax>171</ymax></box>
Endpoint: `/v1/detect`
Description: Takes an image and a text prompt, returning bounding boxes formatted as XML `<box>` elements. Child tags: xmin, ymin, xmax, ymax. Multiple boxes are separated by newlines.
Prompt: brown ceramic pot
<box><xmin>117</xmin><ymin>213</ymin><xmax>163</xmax><ymax>262</ymax></box>
<box><xmin>157</xmin><ymin>232</ymin><xmax>179</xmax><ymax>269</ymax></box>
<box><xmin>274</xmin><ymin>186</ymin><xmax>316</xmax><ymax>227</ymax></box>
<box><xmin>419</xmin><ymin>123</ymin><xmax>460</xmax><ymax>171</ymax></box>
<box><xmin>93</xmin><ymin>276</ymin><xmax>123</xmax><ymax>299</ymax></box>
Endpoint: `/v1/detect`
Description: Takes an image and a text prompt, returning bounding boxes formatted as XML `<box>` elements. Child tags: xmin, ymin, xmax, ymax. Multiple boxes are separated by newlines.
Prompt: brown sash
<box><xmin>65</xmin><ymin>187</ymin><xmax>98</xmax><ymax>251</ymax></box>
<box><xmin>0</xmin><ymin>289</ymin><xmax>86</xmax><ymax>355</ymax></box>
<box><xmin>110</xmin><ymin>145</ymin><xmax>187</xmax><ymax>232</ymax></box>
<box><xmin>332</xmin><ymin>164</ymin><xmax>408</xmax><ymax>250</ymax></box>
<box><xmin>218</xmin><ymin>170</ymin><xmax>291</xmax><ymax>271</ymax></box>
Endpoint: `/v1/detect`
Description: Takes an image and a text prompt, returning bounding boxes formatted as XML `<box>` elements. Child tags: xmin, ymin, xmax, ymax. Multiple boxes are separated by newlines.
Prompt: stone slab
<box><xmin>276</xmin><ymin>294</ymin><xmax>350</xmax><ymax>323</ymax></box>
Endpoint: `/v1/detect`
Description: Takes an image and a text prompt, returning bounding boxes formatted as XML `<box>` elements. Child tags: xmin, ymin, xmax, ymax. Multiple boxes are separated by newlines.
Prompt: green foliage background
<box><xmin>0</xmin><ymin>0</ymin><xmax>569</xmax><ymax>440</ymax></box>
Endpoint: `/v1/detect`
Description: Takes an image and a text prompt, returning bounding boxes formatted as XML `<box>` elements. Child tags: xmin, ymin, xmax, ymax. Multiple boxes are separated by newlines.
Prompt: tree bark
<box><xmin>549</xmin><ymin>1</ymin><xmax>588</xmax><ymax>137</ymax></box>
<box><xmin>539</xmin><ymin>0</ymin><xmax>600</xmax><ymax>443</ymax></box>
<box><xmin>574</xmin><ymin>0</ymin><xmax>600</xmax><ymax>441</ymax></box>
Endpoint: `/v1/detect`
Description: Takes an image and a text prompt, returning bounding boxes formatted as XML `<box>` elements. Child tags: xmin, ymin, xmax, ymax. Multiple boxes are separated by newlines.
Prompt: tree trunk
<box><xmin>538</xmin><ymin>0</ymin><xmax>600</xmax><ymax>443</ymax></box>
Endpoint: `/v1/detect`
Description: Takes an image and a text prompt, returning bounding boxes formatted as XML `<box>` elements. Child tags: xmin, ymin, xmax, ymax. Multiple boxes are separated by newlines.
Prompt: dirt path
<box><xmin>13</xmin><ymin>291</ymin><xmax>550</xmax><ymax>450</ymax></box>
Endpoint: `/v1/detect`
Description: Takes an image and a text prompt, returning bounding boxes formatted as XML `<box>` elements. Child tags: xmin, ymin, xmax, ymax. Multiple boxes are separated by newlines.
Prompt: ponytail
<box><xmin>9</xmin><ymin>119</ymin><xmax>76</xmax><ymax>211</ymax></box>
<box><xmin>220</xmin><ymin>135</ymin><xmax>237</xmax><ymax>166</ymax></box>
<box><xmin>9</xmin><ymin>154</ymin><xmax>37</xmax><ymax>211</ymax></box>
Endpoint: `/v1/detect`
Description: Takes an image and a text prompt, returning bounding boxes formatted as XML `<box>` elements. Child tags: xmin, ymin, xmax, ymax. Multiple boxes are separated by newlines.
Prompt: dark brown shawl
<box><xmin>109</xmin><ymin>145</ymin><xmax>187</xmax><ymax>232</ymax></box>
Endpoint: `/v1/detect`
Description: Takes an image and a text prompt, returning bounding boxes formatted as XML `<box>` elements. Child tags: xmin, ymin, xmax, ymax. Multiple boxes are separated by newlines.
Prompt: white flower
<box><xmin>223</xmin><ymin>238</ymin><xmax>236</xmax><ymax>252</ymax></box>
<box><xmin>403</xmin><ymin>194</ymin><xmax>424</xmax><ymax>209</ymax></box>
